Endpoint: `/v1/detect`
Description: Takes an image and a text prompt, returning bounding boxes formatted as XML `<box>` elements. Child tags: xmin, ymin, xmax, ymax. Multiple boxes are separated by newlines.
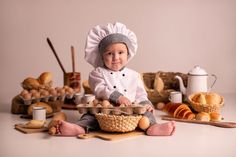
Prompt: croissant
<box><xmin>163</xmin><ymin>103</ymin><xmax>195</xmax><ymax>120</ymax></box>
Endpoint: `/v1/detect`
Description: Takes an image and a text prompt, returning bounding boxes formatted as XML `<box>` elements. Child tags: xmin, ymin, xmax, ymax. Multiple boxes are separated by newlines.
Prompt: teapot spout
<box><xmin>175</xmin><ymin>75</ymin><xmax>186</xmax><ymax>95</ymax></box>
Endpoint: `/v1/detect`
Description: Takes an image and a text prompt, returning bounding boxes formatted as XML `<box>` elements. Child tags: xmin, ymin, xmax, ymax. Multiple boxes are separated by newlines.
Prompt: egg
<box><xmin>40</xmin><ymin>90</ymin><xmax>49</xmax><ymax>97</ymax></box>
<box><xmin>102</xmin><ymin>100</ymin><xmax>110</xmax><ymax>107</ymax></box>
<box><xmin>48</xmin><ymin>89</ymin><xmax>57</xmax><ymax>96</ymax></box>
<box><xmin>22</xmin><ymin>93</ymin><xmax>32</xmax><ymax>100</ymax></box>
<box><xmin>32</xmin><ymin>92</ymin><xmax>41</xmax><ymax>99</ymax></box>
<box><xmin>65</xmin><ymin>87</ymin><xmax>74</xmax><ymax>94</ymax></box>
<box><xmin>30</xmin><ymin>89</ymin><xmax>38</xmax><ymax>94</ymax></box>
<box><xmin>63</xmin><ymin>85</ymin><xmax>70</xmax><ymax>90</ymax></box>
<box><xmin>92</xmin><ymin>99</ymin><xmax>100</xmax><ymax>106</ymax></box>
<box><xmin>156</xmin><ymin>102</ymin><xmax>165</xmax><ymax>110</ymax></box>
<box><xmin>57</xmin><ymin>88</ymin><xmax>65</xmax><ymax>95</ymax></box>
<box><xmin>20</xmin><ymin>90</ymin><xmax>29</xmax><ymax>96</ymax></box>
<box><xmin>138</xmin><ymin>116</ymin><xmax>150</xmax><ymax>130</ymax></box>
<box><xmin>55</xmin><ymin>87</ymin><xmax>61</xmax><ymax>91</ymax></box>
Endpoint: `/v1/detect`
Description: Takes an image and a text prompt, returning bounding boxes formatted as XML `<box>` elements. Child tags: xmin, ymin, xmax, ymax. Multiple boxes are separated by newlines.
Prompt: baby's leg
<box><xmin>146</xmin><ymin>121</ymin><xmax>176</xmax><ymax>136</ymax></box>
<box><xmin>56</xmin><ymin>120</ymin><xmax>85</xmax><ymax>136</ymax></box>
<box><xmin>142</xmin><ymin>111</ymin><xmax>175</xmax><ymax>136</ymax></box>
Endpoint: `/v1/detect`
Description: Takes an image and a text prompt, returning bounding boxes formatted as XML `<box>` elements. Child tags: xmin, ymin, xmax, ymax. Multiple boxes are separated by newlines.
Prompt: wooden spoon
<box><xmin>162</xmin><ymin>116</ymin><xmax>236</xmax><ymax>128</ymax></box>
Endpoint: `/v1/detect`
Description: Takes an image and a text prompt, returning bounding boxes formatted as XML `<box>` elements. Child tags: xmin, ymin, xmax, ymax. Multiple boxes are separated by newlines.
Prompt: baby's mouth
<box><xmin>112</xmin><ymin>62</ymin><xmax>120</xmax><ymax>65</ymax></box>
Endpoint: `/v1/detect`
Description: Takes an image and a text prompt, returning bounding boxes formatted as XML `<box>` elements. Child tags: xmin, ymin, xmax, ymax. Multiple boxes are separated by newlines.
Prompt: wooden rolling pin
<box><xmin>48</xmin><ymin>112</ymin><xmax>67</xmax><ymax>135</ymax></box>
<box><xmin>162</xmin><ymin>116</ymin><xmax>236</xmax><ymax>128</ymax></box>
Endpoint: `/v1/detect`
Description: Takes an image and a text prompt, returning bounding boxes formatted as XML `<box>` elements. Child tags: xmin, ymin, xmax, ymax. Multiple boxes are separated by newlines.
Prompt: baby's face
<box><xmin>102</xmin><ymin>43</ymin><xmax>128</xmax><ymax>71</ymax></box>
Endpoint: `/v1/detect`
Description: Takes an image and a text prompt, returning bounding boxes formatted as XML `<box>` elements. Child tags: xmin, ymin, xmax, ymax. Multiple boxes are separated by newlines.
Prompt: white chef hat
<box><xmin>84</xmin><ymin>22</ymin><xmax>138</xmax><ymax>68</ymax></box>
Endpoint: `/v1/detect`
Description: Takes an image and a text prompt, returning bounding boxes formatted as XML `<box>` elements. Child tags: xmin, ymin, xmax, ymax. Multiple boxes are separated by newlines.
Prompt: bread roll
<box><xmin>27</xmin><ymin>102</ymin><xmax>53</xmax><ymax>115</ymax></box>
<box><xmin>38</xmin><ymin>72</ymin><xmax>52</xmax><ymax>85</ymax></box>
<box><xmin>210</xmin><ymin>112</ymin><xmax>223</xmax><ymax>122</ymax></box>
<box><xmin>205</xmin><ymin>93</ymin><xmax>221</xmax><ymax>104</ymax></box>
<box><xmin>196</xmin><ymin>94</ymin><xmax>207</xmax><ymax>104</ymax></box>
<box><xmin>22</xmin><ymin>77</ymin><xmax>41</xmax><ymax>90</ymax></box>
<box><xmin>196</xmin><ymin>112</ymin><xmax>210</xmax><ymax>121</ymax></box>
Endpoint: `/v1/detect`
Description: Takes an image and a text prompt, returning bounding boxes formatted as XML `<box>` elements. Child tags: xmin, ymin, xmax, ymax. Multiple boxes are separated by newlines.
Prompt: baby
<box><xmin>56</xmin><ymin>22</ymin><xmax>175</xmax><ymax>136</ymax></box>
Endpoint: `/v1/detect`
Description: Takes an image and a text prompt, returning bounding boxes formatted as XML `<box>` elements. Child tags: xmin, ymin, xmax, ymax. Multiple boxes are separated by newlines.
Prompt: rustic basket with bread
<box><xmin>188</xmin><ymin>92</ymin><xmax>224</xmax><ymax>113</ymax></box>
<box><xmin>141</xmin><ymin>71</ymin><xmax>187</xmax><ymax>104</ymax></box>
<box><xmin>95</xmin><ymin>113</ymin><xmax>142</xmax><ymax>132</ymax></box>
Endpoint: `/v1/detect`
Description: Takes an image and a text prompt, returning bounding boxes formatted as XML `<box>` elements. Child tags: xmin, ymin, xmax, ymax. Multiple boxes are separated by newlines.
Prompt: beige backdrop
<box><xmin>1</xmin><ymin>0</ymin><xmax>236</xmax><ymax>104</ymax></box>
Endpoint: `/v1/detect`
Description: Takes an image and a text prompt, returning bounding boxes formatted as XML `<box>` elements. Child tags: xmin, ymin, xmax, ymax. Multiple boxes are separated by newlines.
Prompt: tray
<box><xmin>76</xmin><ymin>104</ymin><xmax>147</xmax><ymax>115</ymax></box>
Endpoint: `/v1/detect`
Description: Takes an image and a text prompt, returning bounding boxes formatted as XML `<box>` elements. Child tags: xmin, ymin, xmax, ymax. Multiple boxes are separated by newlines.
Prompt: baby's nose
<box><xmin>112</xmin><ymin>53</ymin><xmax>119</xmax><ymax>60</ymax></box>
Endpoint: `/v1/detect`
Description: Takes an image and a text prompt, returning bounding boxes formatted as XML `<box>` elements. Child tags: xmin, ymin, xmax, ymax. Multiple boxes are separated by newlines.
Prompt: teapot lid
<box><xmin>188</xmin><ymin>65</ymin><xmax>208</xmax><ymax>75</ymax></box>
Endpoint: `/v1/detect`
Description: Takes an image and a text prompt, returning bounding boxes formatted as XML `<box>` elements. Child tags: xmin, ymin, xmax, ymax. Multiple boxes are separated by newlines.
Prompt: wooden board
<box><xmin>15</xmin><ymin>124</ymin><xmax>48</xmax><ymax>134</ymax></box>
<box><xmin>77</xmin><ymin>130</ymin><xmax>144</xmax><ymax>141</ymax></box>
<box><xmin>162</xmin><ymin>116</ymin><xmax>236</xmax><ymax>128</ymax></box>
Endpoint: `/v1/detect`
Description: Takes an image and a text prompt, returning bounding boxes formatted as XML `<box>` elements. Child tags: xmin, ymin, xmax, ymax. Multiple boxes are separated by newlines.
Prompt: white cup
<box><xmin>169</xmin><ymin>91</ymin><xmax>182</xmax><ymax>103</ymax></box>
<box><xmin>74</xmin><ymin>93</ymin><xmax>83</xmax><ymax>104</ymax></box>
<box><xmin>83</xmin><ymin>94</ymin><xmax>95</xmax><ymax>103</ymax></box>
<box><xmin>32</xmin><ymin>106</ymin><xmax>46</xmax><ymax>121</ymax></box>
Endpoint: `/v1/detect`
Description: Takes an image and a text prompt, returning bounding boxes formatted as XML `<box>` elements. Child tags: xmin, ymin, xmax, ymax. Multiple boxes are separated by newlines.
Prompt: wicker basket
<box><xmin>95</xmin><ymin>113</ymin><xmax>142</xmax><ymax>132</ymax></box>
<box><xmin>188</xmin><ymin>92</ymin><xmax>224</xmax><ymax>113</ymax></box>
<box><xmin>141</xmin><ymin>72</ymin><xmax>187</xmax><ymax>104</ymax></box>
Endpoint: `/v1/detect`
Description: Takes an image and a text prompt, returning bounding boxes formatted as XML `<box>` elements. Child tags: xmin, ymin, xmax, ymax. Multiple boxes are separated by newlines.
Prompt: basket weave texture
<box><xmin>188</xmin><ymin>92</ymin><xmax>224</xmax><ymax>113</ymax></box>
<box><xmin>141</xmin><ymin>72</ymin><xmax>187</xmax><ymax>104</ymax></box>
<box><xmin>95</xmin><ymin>113</ymin><xmax>142</xmax><ymax>132</ymax></box>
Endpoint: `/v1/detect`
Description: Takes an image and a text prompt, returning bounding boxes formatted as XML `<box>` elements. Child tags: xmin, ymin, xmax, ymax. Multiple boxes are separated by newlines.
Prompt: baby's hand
<box><xmin>117</xmin><ymin>96</ymin><xmax>132</xmax><ymax>106</ymax></box>
<box><xmin>145</xmin><ymin>104</ymin><xmax>154</xmax><ymax>113</ymax></box>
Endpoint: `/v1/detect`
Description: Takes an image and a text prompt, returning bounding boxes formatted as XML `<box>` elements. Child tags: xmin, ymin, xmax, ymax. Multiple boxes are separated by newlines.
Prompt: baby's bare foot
<box><xmin>146</xmin><ymin>121</ymin><xmax>176</xmax><ymax>136</ymax></box>
<box><xmin>56</xmin><ymin>120</ymin><xmax>85</xmax><ymax>136</ymax></box>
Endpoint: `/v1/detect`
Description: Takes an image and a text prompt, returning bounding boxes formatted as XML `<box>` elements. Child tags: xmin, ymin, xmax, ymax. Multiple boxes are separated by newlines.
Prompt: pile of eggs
<box><xmin>19</xmin><ymin>85</ymin><xmax>75</xmax><ymax>105</ymax></box>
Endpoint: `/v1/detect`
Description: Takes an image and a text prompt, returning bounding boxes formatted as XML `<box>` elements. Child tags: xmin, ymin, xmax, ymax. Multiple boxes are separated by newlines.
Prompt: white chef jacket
<box><xmin>88</xmin><ymin>67</ymin><xmax>149</xmax><ymax>103</ymax></box>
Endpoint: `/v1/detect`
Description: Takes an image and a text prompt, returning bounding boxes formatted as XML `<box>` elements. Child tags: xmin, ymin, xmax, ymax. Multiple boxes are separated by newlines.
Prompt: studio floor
<box><xmin>1</xmin><ymin>93</ymin><xmax>236</xmax><ymax>157</ymax></box>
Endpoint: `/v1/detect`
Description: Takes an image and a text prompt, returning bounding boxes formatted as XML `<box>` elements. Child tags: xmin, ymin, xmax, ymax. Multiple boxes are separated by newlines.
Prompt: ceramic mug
<box><xmin>169</xmin><ymin>91</ymin><xmax>182</xmax><ymax>103</ymax></box>
<box><xmin>74</xmin><ymin>93</ymin><xmax>83</xmax><ymax>104</ymax></box>
<box><xmin>32</xmin><ymin>106</ymin><xmax>46</xmax><ymax>121</ymax></box>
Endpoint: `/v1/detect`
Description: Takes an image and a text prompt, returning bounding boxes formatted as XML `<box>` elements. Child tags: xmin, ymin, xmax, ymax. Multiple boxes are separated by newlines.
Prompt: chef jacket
<box><xmin>88</xmin><ymin>67</ymin><xmax>150</xmax><ymax>104</ymax></box>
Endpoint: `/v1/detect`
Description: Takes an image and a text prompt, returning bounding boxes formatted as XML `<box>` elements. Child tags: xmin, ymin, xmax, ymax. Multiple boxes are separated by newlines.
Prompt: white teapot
<box><xmin>175</xmin><ymin>65</ymin><xmax>217</xmax><ymax>99</ymax></box>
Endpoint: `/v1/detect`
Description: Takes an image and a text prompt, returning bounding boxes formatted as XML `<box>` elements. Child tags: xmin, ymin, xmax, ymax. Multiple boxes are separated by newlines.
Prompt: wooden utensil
<box><xmin>162</xmin><ymin>116</ymin><xmax>236</xmax><ymax>128</ymax></box>
<box><xmin>47</xmin><ymin>38</ymin><xmax>66</xmax><ymax>74</ymax></box>
<box><xmin>71</xmin><ymin>46</ymin><xmax>76</xmax><ymax>74</ymax></box>
<box><xmin>77</xmin><ymin>130</ymin><xmax>144</xmax><ymax>141</ymax></box>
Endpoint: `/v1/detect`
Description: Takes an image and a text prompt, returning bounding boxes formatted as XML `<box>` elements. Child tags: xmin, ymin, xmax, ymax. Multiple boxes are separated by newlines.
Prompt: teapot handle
<box><xmin>208</xmin><ymin>74</ymin><xmax>217</xmax><ymax>91</ymax></box>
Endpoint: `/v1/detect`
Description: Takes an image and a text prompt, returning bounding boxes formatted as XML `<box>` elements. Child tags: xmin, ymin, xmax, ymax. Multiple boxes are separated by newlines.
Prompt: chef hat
<box><xmin>85</xmin><ymin>22</ymin><xmax>138</xmax><ymax>68</ymax></box>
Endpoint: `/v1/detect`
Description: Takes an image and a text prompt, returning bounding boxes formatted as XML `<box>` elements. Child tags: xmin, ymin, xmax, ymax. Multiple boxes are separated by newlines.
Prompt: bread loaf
<box><xmin>38</xmin><ymin>72</ymin><xmax>52</xmax><ymax>85</ymax></box>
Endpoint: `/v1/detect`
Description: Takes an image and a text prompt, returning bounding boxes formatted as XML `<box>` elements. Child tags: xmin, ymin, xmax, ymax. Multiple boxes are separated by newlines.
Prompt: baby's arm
<box><xmin>136</xmin><ymin>74</ymin><xmax>154</xmax><ymax>112</ymax></box>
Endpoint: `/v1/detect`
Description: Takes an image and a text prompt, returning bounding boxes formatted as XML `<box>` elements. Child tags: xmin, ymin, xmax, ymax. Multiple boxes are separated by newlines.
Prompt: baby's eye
<box><xmin>106</xmin><ymin>52</ymin><xmax>112</xmax><ymax>55</ymax></box>
<box><xmin>119</xmin><ymin>51</ymin><xmax>124</xmax><ymax>54</ymax></box>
